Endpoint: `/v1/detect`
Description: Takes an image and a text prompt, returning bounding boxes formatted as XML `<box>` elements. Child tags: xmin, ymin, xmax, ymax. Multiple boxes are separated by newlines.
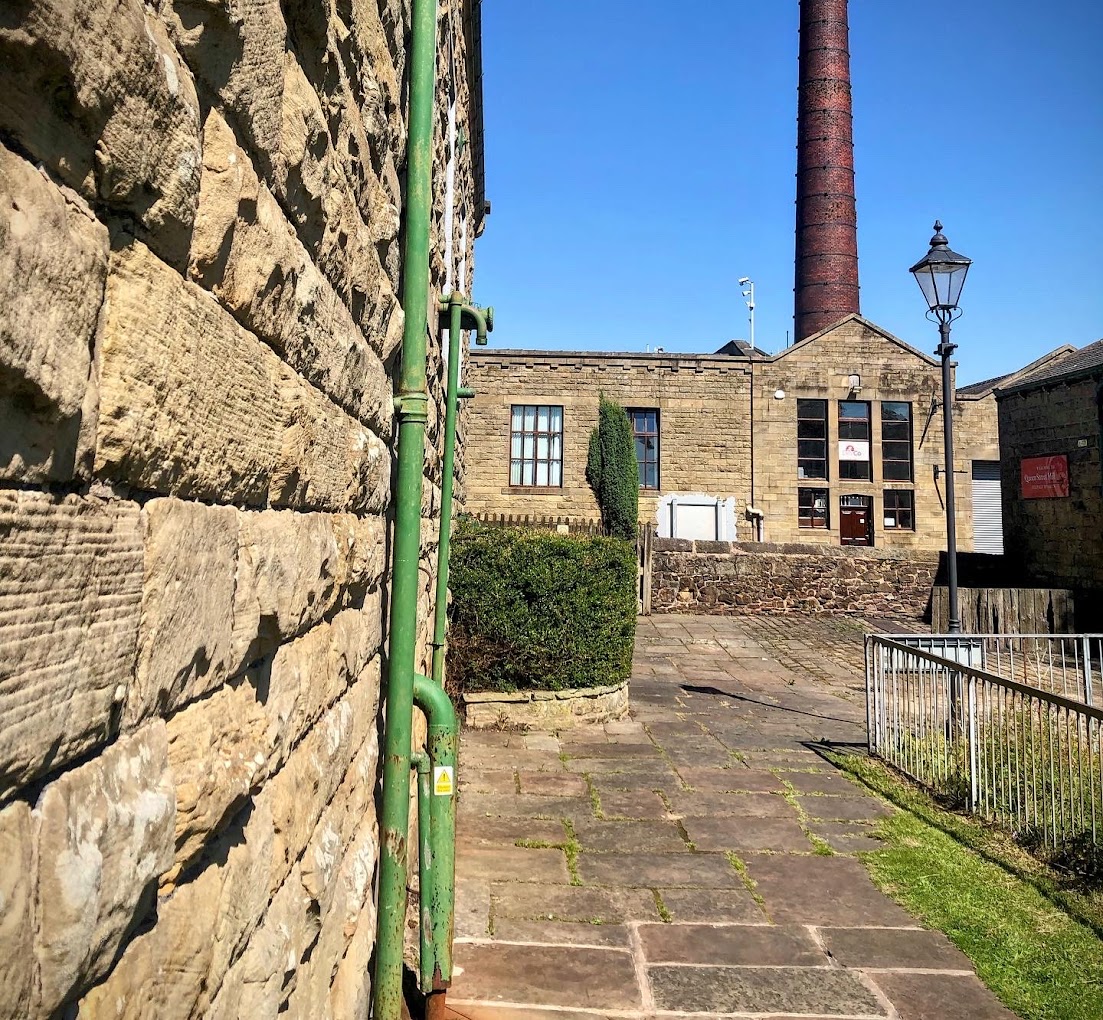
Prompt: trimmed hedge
<box><xmin>446</xmin><ymin>518</ymin><xmax>637</xmax><ymax>696</ymax></box>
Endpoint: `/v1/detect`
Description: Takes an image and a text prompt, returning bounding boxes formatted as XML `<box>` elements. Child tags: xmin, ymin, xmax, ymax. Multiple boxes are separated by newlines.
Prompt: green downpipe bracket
<box><xmin>430</xmin><ymin>292</ymin><xmax>493</xmax><ymax>687</ymax></box>
<box><xmin>410</xmin><ymin>752</ymin><xmax>435</xmax><ymax>993</ymax></box>
<box><xmin>413</xmin><ymin>673</ymin><xmax>459</xmax><ymax>986</ymax></box>
<box><xmin>372</xmin><ymin>0</ymin><xmax>438</xmax><ymax>1016</ymax></box>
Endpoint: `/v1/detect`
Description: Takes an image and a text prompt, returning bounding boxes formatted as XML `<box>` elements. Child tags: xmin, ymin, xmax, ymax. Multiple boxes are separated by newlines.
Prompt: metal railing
<box><xmin>866</xmin><ymin>634</ymin><xmax>1103</xmax><ymax>865</ymax></box>
<box><xmin>886</xmin><ymin>633</ymin><xmax>1099</xmax><ymax>705</ymax></box>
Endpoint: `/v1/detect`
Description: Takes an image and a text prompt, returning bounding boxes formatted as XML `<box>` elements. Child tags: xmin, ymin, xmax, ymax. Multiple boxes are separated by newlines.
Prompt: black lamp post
<box><xmin>910</xmin><ymin>221</ymin><xmax>972</xmax><ymax>634</ymax></box>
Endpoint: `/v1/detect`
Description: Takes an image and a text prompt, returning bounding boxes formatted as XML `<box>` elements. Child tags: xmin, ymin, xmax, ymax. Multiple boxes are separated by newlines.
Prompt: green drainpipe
<box><xmin>373</xmin><ymin>0</ymin><xmax>438</xmax><ymax>1016</ymax></box>
<box><xmin>431</xmin><ymin>292</ymin><xmax>493</xmax><ymax>687</ymax></box>
<box><xmin>412</xmin><ymin>673</ymin><xmax>459</xmax><ymax>1001</ymax></box>
<box><xmin>410</xmin><ymin>752</ymin><xmax>435</xmax><ymax>993</ymax></box>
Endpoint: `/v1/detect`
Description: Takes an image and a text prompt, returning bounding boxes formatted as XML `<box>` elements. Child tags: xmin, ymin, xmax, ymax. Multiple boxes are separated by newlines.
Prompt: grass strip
<box><xmin>831</xmin><ymin>752</ymin><xmax>1103</xmax><ymax>1020</ymax></box>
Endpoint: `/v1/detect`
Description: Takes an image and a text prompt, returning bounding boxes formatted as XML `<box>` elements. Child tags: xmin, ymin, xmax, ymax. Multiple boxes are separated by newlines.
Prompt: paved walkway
<box><xmin>445</xmin><ymin>615</ymin><xmax>1015</xmax><ymax>1020</ymax></box>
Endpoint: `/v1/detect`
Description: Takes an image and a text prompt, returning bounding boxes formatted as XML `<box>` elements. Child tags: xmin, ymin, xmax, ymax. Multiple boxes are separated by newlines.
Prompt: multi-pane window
<box><xmin>883</xmin><ymin>490</ymin><xmax>915</xmax><ymax>530</ymax></box>
<box><xmin>628</xmin><ymin>408</ymin><xmax>660</xmax><ymax>490</ymax></box>
<box><xmin>798</xmin><ymin>487</ymin><xmax>829</xmax><ymax>529</ymax></box>
<box><xmin>509</xmin><ymin>405</ymin><xmax>563</xmax><ymax>487</ymax></box>
<box><xmin>797</xmin><ymin>399</ymin><xmax>828</xmax><ymax>479</ymax></box>
<box><xmin>838</xmin><ymin>400</ymin><xmax>871</xmax><ymax>480</ymax></box>
<box><xmin>881</xmin><ymin>402</ymin><xmax>914</xmax><ymax>481</ymax></box>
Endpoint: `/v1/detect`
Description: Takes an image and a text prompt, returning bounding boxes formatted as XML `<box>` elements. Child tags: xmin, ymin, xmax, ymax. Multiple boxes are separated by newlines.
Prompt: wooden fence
<box><xmin>931</xmin><ymin>586</ymin><xmax>1075</xmax><ymax>634</ymax></box>
<box><xmin>469</xmin><ymin>512</ymin><xmax>604</xmax><ymax>536</ymax></box>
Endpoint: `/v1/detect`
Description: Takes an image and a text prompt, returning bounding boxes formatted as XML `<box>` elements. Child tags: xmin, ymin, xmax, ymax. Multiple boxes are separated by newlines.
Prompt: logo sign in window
<box><xmin>838</xmin><ymin>441</ymin><xmax>870</xmax><ymax>462</ymax></box>
<box><xmin>1021</xmin><ymin>455</ymin><xmax>1069</xmax><ymax>499</ymax></box>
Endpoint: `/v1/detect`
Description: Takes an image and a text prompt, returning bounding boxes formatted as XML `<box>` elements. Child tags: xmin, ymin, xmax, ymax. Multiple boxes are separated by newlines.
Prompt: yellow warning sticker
<box><xmin>433</xmin><ymin>765</ymin><xmax>454</xmax><ymax>797</ymax></box>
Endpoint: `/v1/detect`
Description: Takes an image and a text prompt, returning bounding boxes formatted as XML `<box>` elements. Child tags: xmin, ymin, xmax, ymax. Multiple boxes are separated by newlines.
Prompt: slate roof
<box><xmin>1009</xmin><ymin>338</ymin><xmax>1103</xmax><ymax>388</ymax></box>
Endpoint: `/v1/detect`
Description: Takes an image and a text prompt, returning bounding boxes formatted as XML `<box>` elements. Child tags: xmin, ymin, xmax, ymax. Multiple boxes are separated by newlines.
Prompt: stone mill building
<box><xmin>461</xmin><ymin>0</ymin><xmax>1006</xmax><ymax>557</ymax></box>
<box><xmin>0</xmin><ymin>1</ymin><xmax>486</xmax><ymax>1016</ymax></box>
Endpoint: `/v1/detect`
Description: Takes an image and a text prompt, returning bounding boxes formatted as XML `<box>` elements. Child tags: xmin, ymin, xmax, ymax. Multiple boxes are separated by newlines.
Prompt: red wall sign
<box><xmin>1021</xmin><ymin>455</ymin><xmax>1069</xmax><ymax>499</ymax></box>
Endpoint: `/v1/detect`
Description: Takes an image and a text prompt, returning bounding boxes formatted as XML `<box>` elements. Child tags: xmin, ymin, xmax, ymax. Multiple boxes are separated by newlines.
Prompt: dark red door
<box><xmin>839</xmin><ymin>496</ymin><xmax>872</xmax><ymax>546</ymax></box>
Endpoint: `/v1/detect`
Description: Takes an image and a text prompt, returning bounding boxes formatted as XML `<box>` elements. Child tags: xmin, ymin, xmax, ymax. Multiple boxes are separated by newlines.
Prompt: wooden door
<box><xmin>839</xmin><ymin>496</ymin><xmax>872</xmax><ymax>546</ymax></box>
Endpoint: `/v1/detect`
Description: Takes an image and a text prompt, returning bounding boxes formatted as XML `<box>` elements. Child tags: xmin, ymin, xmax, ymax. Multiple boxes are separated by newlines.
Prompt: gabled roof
<box><xmin>997</xmin><ymin>338</ymin><xmax>1103</xmax><ymax>395</ymax></box>
<box><xmin>768</xmin><ymin>313</ymin><xmax>939</xmax><ymax>367</ymax></box>
<box><xmin>958</xmin><ymin>344</ymin><xmax>1078</xmax><ymax>399</ymax></box>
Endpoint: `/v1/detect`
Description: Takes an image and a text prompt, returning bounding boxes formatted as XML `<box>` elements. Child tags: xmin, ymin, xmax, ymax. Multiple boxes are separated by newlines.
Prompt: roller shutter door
<box><xmin>971</xmin><ymin>461</ymin><xmax>1004</xmax><ymax>555</ymax></box>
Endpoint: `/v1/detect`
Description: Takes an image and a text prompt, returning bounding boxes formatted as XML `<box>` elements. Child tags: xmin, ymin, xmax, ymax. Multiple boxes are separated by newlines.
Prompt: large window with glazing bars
<box><xmin>881</xmin><ymin>401</ymin><xmax>913</xmax><ymax>481</ymax></box>
<box><xmin>628</xmin><ymin>408</ymin><xmax>660</xmax><ymax>490</ymax></box>
<box><xmin>839</xmin><ymin>400</ymin><xmax>871</xmax><ymax>480</ymax></box>
<box><xmin>509</xmin><ymin>405</ymin><xmax>563</xmax><ymax>487</ymax></box>
<box><xmin>797</xmin><ymin>399</ymin><xmax>828</xmax><ymax>479</ymax></box>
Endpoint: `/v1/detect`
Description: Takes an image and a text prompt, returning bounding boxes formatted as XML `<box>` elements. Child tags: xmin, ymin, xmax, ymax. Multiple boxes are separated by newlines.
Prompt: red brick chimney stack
<box><xmin>794</xmin><ymin>0</ymin><xmax>860</xmax><ymax>342</ymax></box>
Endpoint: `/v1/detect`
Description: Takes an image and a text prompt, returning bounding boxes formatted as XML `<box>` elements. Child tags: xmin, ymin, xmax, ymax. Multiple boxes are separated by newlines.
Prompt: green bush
<box><xmin>585</xmin><ymin>396</ymin><xmax>638</xmax><ymax>540</ymax></box>
<box><xmin>446</xmin><ymin>518</ymin><xmax>637</xmax><ymax>696</ymax></box>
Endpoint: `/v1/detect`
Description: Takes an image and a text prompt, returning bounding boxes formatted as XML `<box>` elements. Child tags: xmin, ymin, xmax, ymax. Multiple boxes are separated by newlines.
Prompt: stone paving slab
<box><xmin>457</xmin><ymin>846</ymin><xmax>570</xmax><ymax>885</ymax></box>
<box><xmin>457</xmin><ymin>816</ymin><xmax>567</xmax><ymax>847</ymax></box>
<box><xmin>579</xmin><ymin>852</ymin><xmax>744</xmax><ymax>889</ymax></box>
<box><xmin>664</xmin><ymin>790</ymin><xmax>794</xmax><ymax>818</ymax></box>
<box><xmin>743</xmin><ymin>854</ymin><xmax>916</xmax><ymax>927</ymax></box>
<box><xmin>639</xmin><ymin>923</ymin><xmax>824</xmax><ymax>966</ymax></box>
<box><xmin>516</xmin><ymin>772</ymin><xmax>588</xmax><ymax>797</ymax></box>
<box><xmin>444</xmin><ymin>1008</ymin><xmax>624</xmax><ymax>1020</ymax></box>
<box><xmin>572</xmin><ymin>818</ymin><xmax>688</xmax><ymax>853</ymax></box>
<box><xmin>655</xmin><ymin>887</ymin><xmax>766</xmax><ymax>923</ymax></box>
<box><xmin>591</xmin><ymin>787</ymin><xmax>668</xmax><ymax>819</ymax></box>
<box><xmin>459</xmin><ymin>793</ymin><xmax>591</xmax><ymax>820</ymax></box>
<box><xmin>867</xmin><ymin>971</ymin><xmax>1018</xmax><ymax>1019</ymax></box>
<box><xmin>818</xmin><ymin>926</ymin><xmax>974</xmax><ymax>971</ymax></box>
<box><xmin>677</xmin><ymin>766</ymin><xmax>787</xmax><ymax>793</ymax></box>
<box><xmin>490</xmin><ymin>884</ymin><xmax>661</xmax><ymax>924</ymax></box>
<box><xmin>478</xmin><ymin>920</ymin><xmax>631</xmax><ymax>948</ymax></box>
<box><xmin>783</xmin><ymin>769</ymin><xmax>865</xmax><ymax>796</ymax></box>
<box><xmin>647</xmin><ymin>964</ymin><xmax>886</xmax><ymax>1016</ymax></box>
<box><xmin>451</xmin><ymin>943</ymin><xmax>641</xmax><ymax>1010</ymax></box>
<box><xmin>798</xmin><ymin>795</ymin><xmax>895</xmax><ymax>822</ymax></box>
<box><xmin>682</xmin><ymin>814</ymin><xmax>813</xmax><ymax>853</ymax></box>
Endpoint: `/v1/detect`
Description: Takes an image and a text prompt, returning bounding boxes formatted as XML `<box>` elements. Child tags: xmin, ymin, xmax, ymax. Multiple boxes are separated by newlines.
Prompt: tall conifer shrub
<box><xmin>585</xmin><ymin>395</ymin><xmax>639</xmax><ymax>540</ymax></box>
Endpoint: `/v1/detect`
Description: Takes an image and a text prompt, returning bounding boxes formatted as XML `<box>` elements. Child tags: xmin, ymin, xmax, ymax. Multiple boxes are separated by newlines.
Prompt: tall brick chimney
<box><xmin>794</xmin><ymin>0</ymin><xmax>860</xmax><ymax>342</ymax></box>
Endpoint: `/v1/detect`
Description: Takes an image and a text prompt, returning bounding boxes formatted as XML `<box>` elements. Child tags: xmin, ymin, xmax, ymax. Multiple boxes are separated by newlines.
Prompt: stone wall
<box><xmin>650</xmin><ymin>538</ymin><xmax>937</xmax><ymax>619</ymax></box>
<box><xmin>0</xmin><ymin>2</ymin><xmax>481</xmax><ymax>1017</ymax></box>
<box><xmin>464</xmin><ymin>316</ymin><xmax>995</xmax><ymax>553</ymax></box>
<box><xmin>463</xmin><ymin>349</ymin><xmax>753</xmax><ymax>530</ymax></box>
<box><xmin>998</xmin><ymin>373</ymin><xmax>1103</xmax><ymax>589</ymax></box>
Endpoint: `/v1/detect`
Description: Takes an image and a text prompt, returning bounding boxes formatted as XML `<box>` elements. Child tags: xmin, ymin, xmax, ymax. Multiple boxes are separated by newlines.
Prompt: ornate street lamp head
<box><xmin>910</xmin><ymin>221</ymin><xmax>972</xmax><ymax>323</ymax></box>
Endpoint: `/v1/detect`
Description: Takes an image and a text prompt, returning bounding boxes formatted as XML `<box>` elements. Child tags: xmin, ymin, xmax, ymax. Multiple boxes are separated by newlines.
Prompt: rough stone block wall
<box><xmin>463</xmin><ymin>351</ymin><xmax>754</xmax><ymax>534</ymax></box>
<box><xmin>0</xmin><ymin>1</ymin><xmax>479</xmax><ymax>1016</ymax></box>
<box><xmin>651</xmin><ymin>538</ymin><xmax>937</xmax><ymax>619</ymax></box>
<box><xmin>999</xmin><ymin>377</ymin><xmax>1103</xmax><ymax>588</ymax></box>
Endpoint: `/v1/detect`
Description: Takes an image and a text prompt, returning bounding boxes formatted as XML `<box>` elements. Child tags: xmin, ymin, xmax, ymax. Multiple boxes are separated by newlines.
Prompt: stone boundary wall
<box><xmin>462</xmin><ymin>681</ymin><xmax>631</xmax><ymax>729</ymax></box>
<box><xmin>651</xmin><ymin>539</ymin><xmax>937</xmax><ymax>619</ymax></box>
<box><xmin>0</xmin><ymin>2</ymin><xmax>479</xmax><ymax>1017</ymax></box>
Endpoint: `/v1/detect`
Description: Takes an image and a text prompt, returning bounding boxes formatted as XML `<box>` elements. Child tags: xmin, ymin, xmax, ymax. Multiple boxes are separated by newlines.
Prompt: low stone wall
<box><xmin>651</xmin><ymin>539</ymin><xmax>937</xmax><ymax>619</ymax></box>
<box><xmin>462</xmin><ymin>681</ymin><xmax>630</xmax><ymax>729</ymax></box>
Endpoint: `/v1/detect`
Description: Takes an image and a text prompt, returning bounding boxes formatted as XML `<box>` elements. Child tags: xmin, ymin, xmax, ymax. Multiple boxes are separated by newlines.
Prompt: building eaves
<box><xmin>767</xmin><ymin>313</ymin><xmax>940</xmax><ymax>367</ymax></box>
<box><xmin>464</xmin><ymin>0</ymin><xmax>487</xmax><ymax>234</ymax></box>
<box><xmin>996</xmin><ymin>338</ymin><xmax>1103</xmax><ymax>397</ymax></box>
<box><xmin>468</xmin><ymin>348</ymin><xmax>754</xmax><ymax>368</ymax></box>
<box><xmin>957</xmin><ymin>344</ymin><xmax>1078</xmax><ymax>399</ymax></box>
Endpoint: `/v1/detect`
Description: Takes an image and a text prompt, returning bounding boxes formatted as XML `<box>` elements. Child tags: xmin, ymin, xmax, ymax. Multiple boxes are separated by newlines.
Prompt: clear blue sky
<box><xmin>471</xmin><ymin>1</ymin><xmax>1102</xmax><ymax>385</ymax></box>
